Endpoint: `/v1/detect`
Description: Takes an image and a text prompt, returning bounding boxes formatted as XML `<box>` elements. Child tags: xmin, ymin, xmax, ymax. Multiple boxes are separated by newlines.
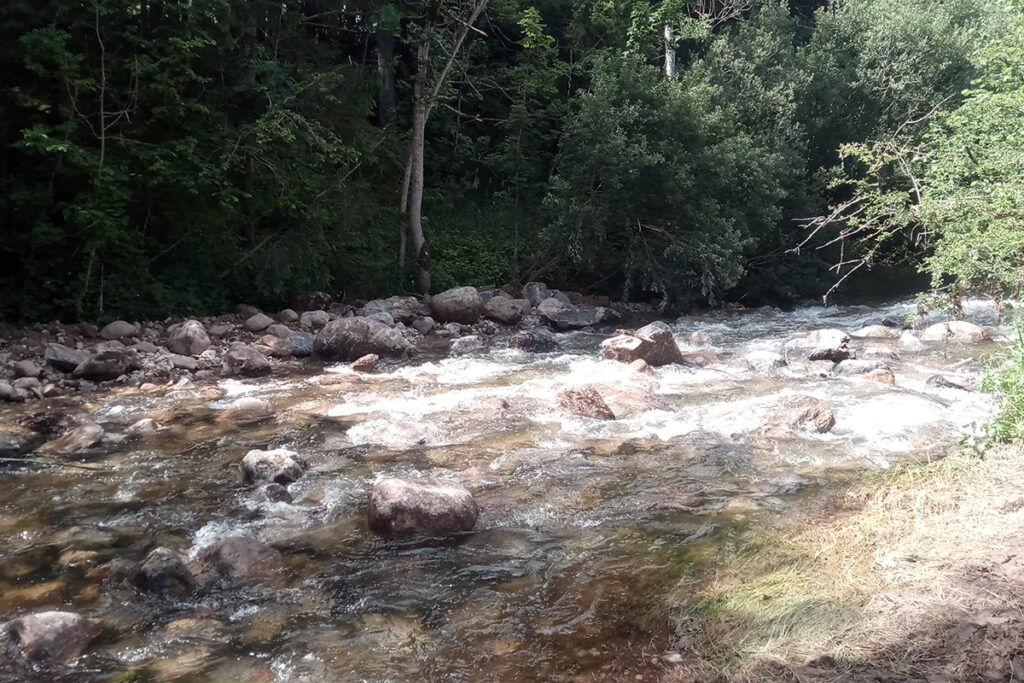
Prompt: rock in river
<box><xmin>368</xmin><ymin>478</ymin><xmax>479</xmax><ymax>538</ymax></box>
<box><xmin>242</xmin><ymin>448</ymin><xmax>305</xmax><ymax>485</ymax></box>
<box><xmin>1</xmin><ymin>611</ymin><xmax>102</xmax><ymax>665</ymax></box>
<box><xmin>921</xmin><ymin>321</ymin><xmax>989</xmax><ymax>344</ymax></box>
<box><xmin>217</xmin><ymin>397</ymin><xmax>275</xmax><ymax>425</ymax></box>
<box><xmin>313</xmin><ymin>318</ymin><xmax>412</xmax><ymax>362</ymax></box>
<box><xmin>431</xmin><ymin>286</ymin><xmax>483</xmax><ymax>324</ymax></box>
<box><xmin>557</xmin><ymin>385</ymin><xmax>615</xmax><ymax>420</ymax></box>
<box><xmin>602</xmin><ymin>321</ymin><xmax>684</xmax><ymax>367</ymax></box>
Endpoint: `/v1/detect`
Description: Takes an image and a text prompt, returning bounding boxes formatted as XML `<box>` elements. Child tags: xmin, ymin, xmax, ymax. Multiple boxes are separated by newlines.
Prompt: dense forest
<box><xmin>1</xmin><ymin>0</ymin><xmax>1020</xmax><ymax>322</ymax></box>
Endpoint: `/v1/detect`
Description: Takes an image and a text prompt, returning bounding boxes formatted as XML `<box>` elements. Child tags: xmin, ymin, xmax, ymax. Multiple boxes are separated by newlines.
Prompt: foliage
<box><xmin>983</xmin><ymin>321</ymin><xmax>1024</xmax><ymax>442</ymax></box>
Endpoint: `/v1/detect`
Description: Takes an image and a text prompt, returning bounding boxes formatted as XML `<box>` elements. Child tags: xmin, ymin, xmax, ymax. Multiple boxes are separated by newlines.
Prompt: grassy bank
<box><xmin>670</xmin><ymin>444</ymin><xmax>1024</xmax><ymax>681</ymax></box>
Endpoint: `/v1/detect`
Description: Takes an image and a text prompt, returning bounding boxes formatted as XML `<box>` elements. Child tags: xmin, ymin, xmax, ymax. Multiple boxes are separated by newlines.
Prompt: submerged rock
<box><xmin>851</xmin><ymin>325</ymin><xmax>893</xmax><ymax>339</ymax></box>
<box><xmin>450</xmin><ymin>336</ymin><xmax>484</xmax><ymax>356</ymax></box>
<box><xmin>927</xmin><ymin>375</ymin><xmax>974</xmax><ymax>391</ymax></box>
<box><xmin>431</xmin><ymin>287</ymin><xmax>483</xmax><ymax>324</ymax></box>
<box><xmin>131</xmin><ymin>547</ymin><xmax>196</xmax><ymax>597</ymax></box>
<box><xmin>832</xmin><ymin>359</ymin><xmax>889</xmax><ymax>377</ymax></box>
<box><xmin>194</xmin><ymin>537</ymin><xmax>286</xmax><ymax>587</ymax></box>
<box><xmin>313</xmin><ymin>318</ymin><xmax>412</xmax><ymax>362</ymax></box>
<box><xmin>242</xmin><ymin>448</ymin><xmax>305</xmax><ymax>485</ymax></box>
<box><xmin>368</xmin><ymin>478</ymin><xmax>479</xmax><ymax>538</ymax></box>
<box><xmin>37</xmin><ymin>422</ymin><xmax>104</xmax><ymax>454</ymax></box>
<box><xmin>863</xmin><ymin>368</ymin><xmax>896</xmax><ymax>384</ymax></box>
<box><xmin>557</xmin><ymin>386</ymin><xmax>615</xmax><ymax>421</ymax></box>
<box><xmin>602</xmin><ymin>321</ymin><xmax>684</xmax><ymax>367</ymax></box>
<box><xmin>1</xmin><ymin>611</ymin><xmax>102</xmax><ymax>665</ymax></box>
<box><xmin>217</xmin><ymin>397</ymin><xmax>275</xmax><ymax>425</ymax></box>
<box><xmin>783</xmin><ymin>329</ymin><xmax>851</xmax><ymax>362</ymax></box>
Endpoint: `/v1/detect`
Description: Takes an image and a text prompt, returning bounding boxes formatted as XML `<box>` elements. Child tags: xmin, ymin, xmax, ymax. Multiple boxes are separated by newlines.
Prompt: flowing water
<box><xmin>0</xmin><ymin>299</ymin><xmax>1007</xmax><ymax>681</ymax></box>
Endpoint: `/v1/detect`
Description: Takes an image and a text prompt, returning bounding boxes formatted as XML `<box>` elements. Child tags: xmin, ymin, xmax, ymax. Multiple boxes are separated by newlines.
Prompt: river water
<box><xmin>0</xmin><ymin>298</ymin><xmax>1006</xmax><ymax>681</ymax></box>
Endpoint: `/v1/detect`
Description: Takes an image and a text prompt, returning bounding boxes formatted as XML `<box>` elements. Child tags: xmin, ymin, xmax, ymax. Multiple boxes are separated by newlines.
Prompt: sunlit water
<box><xmin>0</xmin><ymin>299</ymin><xmax>1007</xmax><ymax>681</ymax></box>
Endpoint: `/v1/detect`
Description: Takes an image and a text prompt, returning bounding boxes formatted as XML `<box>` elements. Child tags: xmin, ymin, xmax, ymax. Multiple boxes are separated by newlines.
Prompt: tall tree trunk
<box><xmin>663</xmin><ymin>24</ymin><xmax>676</xmax><ymax>80</ymax></box>
<box><xmin>408</xmin><ymin>37</ymin><xmax>432</xmax><ymax>295</ymax></box>
<box><xmin>376</xmin><ymin>31</ymin><xmax>396</xmax><ymax>128</ymax></box>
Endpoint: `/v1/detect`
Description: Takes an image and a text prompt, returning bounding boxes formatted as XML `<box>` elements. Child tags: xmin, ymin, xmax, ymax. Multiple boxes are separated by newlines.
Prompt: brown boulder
<box><xmin>601</xmin><ymin>321</ymin><xmax>683</xmax><ymax>367</ymax></box>
<box><xmin>217</xmin><ymin>397</ymin><xmax>275</xmax><ymax>425</ymax></box>
<box><xmin>2</xmin><ymin>611</ymin><xmax>102</xmax><ymax>664</ymax></box>
<box><xmin>368</xmin><ymin>478</ymin><xmax>479</xmax><ymax>538</ymax></box>
<box><xmin>557</xmin><ymin>386</ymin><xmax>615</xmax><ymax>420</ymax></box>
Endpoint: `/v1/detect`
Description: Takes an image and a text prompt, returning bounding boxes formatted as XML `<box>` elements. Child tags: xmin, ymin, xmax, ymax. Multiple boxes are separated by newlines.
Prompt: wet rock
<box><xmin>359</xmin><ymin>296</ymin><xmax>423</xmax><ymax>325</ymax></box>
<box><xmin>0</xmin><ymin>581</ymin><xmax>66</xmax><ymax>611</ymax></box>
<box><xmin>861</xmin><ymin>347</ymin><xmax>900</xmax><ymax>362</ymax></box>
<box><xmin>242</xmin><ymin>448</ymin><xmax>305</xmax><ymax>485</ymax></box>
<box><xmin>898</xmin><ymin>330</ymin><xmax>926</xmax><ymax>351</ymax></box>
<box><xmin>483</xmin><ymin>296</ymin><xmax>528</xmax><ymax>325</ymax></box>
<box><xmin>244</xmin><ymin>313</ymin><xmax>274</xmax><ymax>333</ymax></box>
<box><xmin>776</xmin><ymin>396</ymin><xmax>836</xmax><ymax>434</ymax></box>
<box><xmin>194</xmin><ymin>537</ymin><xmax>285</xmax><ymax>587</ymax></box>
<box><xmin>689</xmin><ymin>331</ymin><xmax>713</xmax><ymax>346</ymax></box>
<box><xmin>216</xmin><ymin>397</ymin><xmax>275</xmax><ymax>425</ymax></box>
<box><xmin>73</xmin><ymin>350</ymin><xmax>138</xmax><ymax>382</ymax></box>
<box><xmin>100</xmin><ymin>320</ymin><xmax>138</xmax><ymax>340</ymax></box>
<box><xmin>863</xmin><ymin>368</ymin><xmax>896</xmax><ymax>384</ymax></box>
<box><xmin>630</xmin><ymin>359</ymin><xmax>653</xmax><ymax>374</ymax></box>
<box><xmin>509</xmin><ymin>328</ymin><xmax>560</xmax><ymax>353</ymax></box>
<box><xmin>557</xmin><ymin>386</ymin><xmax>615</xmax><ymax>421</ymax></box>
<box><xmin>851</xmin><ymin>325</ymin><xmax>893</xmax><ymax>339</ymax></box>
<box><xmin>412</xmin><ymin>317</ymin><xmax>435</xmax><ymax>335</ymax></box>
<box><xmin>368</xmin><ymin>478</ymin><xmax>479</xmax><ymax>538</ymax></box>
<box><xmin>169</xmin><ymin>354</ymin><xmax>198</xmax><ymax>371</ymax></box>
<box><xmin>131</xmin><ymin>547</ymin><xmax>196</xmax><ymax>596</ymax></box>
<box><xmin>450</xmin><ymin>336</ymin><xmax>484</xmax><ymax>355</ymax></box>
<box><xmin>13</xmin><ymin>359</ymin><xmax>41</xmax><ymax>378</ymax></box>
<box><xmin>126</xmin><ymin>418</ymin><xmax>161</xmax><ymax>436</ymax></box>
<box><xmin>259</xmin><ymin>483</ymin><xmax>293</xmax><ymax>504</ymax></box>
<box><xmin>681</xmin><ymin>350</ymin><xmax>719</xmax><ymax>367</ymax></box>
<box><xmin>1</xmin><ymin>611</ymin><xmax>102</xmax><ymax>664</ymax></box>
<box><xmin>746</xmin><ymin>350</ymin><xmax>787</xmax><ymax>374</ymax></box>
<box><xmin>541</xmin><ymin>305</ymin><xmax>602</xmax><ymax>331</ymax></box>
<box><xmin>431</xmin><ymin>286</ymin><xmax>483</xmax><ymax>324</ymax></box>
<box><xmin>927</xmin><ymin>375</ymin><xmax>974</xmax><ymax>391</ymax></box>
<box><xmin>37</xmin><ymin>421</ymin><xmax>104</xmax><ymax>454</ymax></box>
<box><xmin>313</xmin><ymin>318</ymin><xmax>412</xmax><ymax>362</ymax></box>
<box><xmin>833</xmin><ymin>359</ymin><xmax>888</xmax><ymax>377</ymax></box>
<box><xmin>350</xmin><ymin>353</ymin><xmax>379</xmax><ymax>372</ymax></box>
<box><xmin>522</xmin><ymin>281</ymin><xmax>550</xmax><ymax>307</ymax></box>
<box><xmin>44</xmin><ymin>343</ymin><xmax>90</xmax><ymax>373</ymax></box>
<box><xmin>602</xmin><ymin>321</ymin><xmax>684</xmax><ymax>367</ymax></box>
<box><xmin>258</xmin><ymin>335</ymin><xmax>294</xmax><ymax>358</ymax></box>
<box><xmin>278</xmin><ymin>308</ymin><xmax>299</xmax><ymax>323</ymax></box>
<box><xmin>783</xmin><ymin>329</ymin><xmax>851</xmax><ymax>362</ymax></box>
<box><xmin>299</xmin><ymin>309</ymin><xmax>330</xmax><ymax>330</ymax></box>
<box><xmin>166</xmin><ymin>320</ymin><xmax>210</xmax><ymax>356</ymax></box>
<box><xmin>288</xmin><ymin>331</ymin><xmax>314</xmax><ymax>357</ymax></box>
<box><xmin>921</xmin><ymin>321</ymin><xmax>989</xmax><ymax>344</ymax></box>
<box><xmin>223</xmin><ymin>343</ymin><xmax>272</xmax><ymax>377</ymax></box>
<box><xmin>265</xmin><ymin>324</ymin><xmax>292</xmax><ymax>340</ymax></box>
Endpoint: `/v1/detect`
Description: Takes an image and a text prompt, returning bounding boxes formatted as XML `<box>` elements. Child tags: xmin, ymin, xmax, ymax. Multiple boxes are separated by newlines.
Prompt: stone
<box><xmin>37</xmin><ymin>422</ymin><xmax>104</xmax><ymax>454</ymax></box>
<box><xmin>541</xmin><ymin>305</ymin><xmax>602</xmax><ymax>331</ymax></box>
<box><xmin>630</xmin><ymin>359</ymin><xmax>653</xmax><ymax>374</ymax></box>
<box><xmin>898</xmin><ymin>330</ymin><xmax>926</xmax><ymax>351</ymax></box>
<box><xmin>851</xmin><ymin>325</ymin><xmax>893</xmax><ymax>339</ymax></box>
<box><xmin>509</xmin><ymin>328</ymin><xmax>560</xmax><ymax>353</ymax></box>
<box><xmin>777</xmin><ymin>396</ymin><xmax>835</xmax><ymax>433</ymax></box>
<box><xmin>194</xmin><ymin>537</ymin><xmax>285</xmax><ymax>587</ymax></box>
<box><xmin>0</xmin><ymin>581</ymin><xmax>66</xmax><ymax>610</ymax></box>
<box><xmin>258</xmin><ymin>335</ymin><xmax>294</xmax><ymax>358</ymax></box>
<box><xmin>133</xmin><ymin>341</ymin><xmax>159</xmax><ymax>354</ymax></box>
<box><xmin>131</xmin><ymin>547</ymin><xmax>196</xmax><ymax>596</ymax></box>
<box><xmin>299</xmin><ymin>309</ymin><xmax>330</xmax><ymax>330</ymax></box>
<box><xmin>746</xmin><ymin>350</ymin><xmax>787</xmax><ymax>374</ymax></box>
<box><xmin>350</xmin><ymin>353</ymin><xmax>379</xmax><ymax>372</ymax></box>
<box><xmin>358</xmin><ymin>296</ymin><xmax>423</xmax><ymax>325</ymax></box>
<box><xmin>681</xmin><ymin>350</ymin><xmax>719</xmax><ymax>367</ymax></box>
<box><xmin>313</xmin><ymin>318</ymin><xmax>412</xmax><ymax>362</ymax></box>
<box><xmin>536</xmin><ymin>297</ymin><xmax>570</xmax><ymax>318</ymax></box>
<box><xmin>44</xmin><ymin>343</ymin><xmax>90</xmax><ymax>373</ymax></box>
<box><xmin>262</xmin><ymin>324</ymin><xmax>291</xmax><ymax>340</ymax></box>
<box><xmin>217</xmin><ymin>397</ymin><xmax>275</xmax><ymax>425</ymax></box>
<box><xmin>1</xmin><ymin>611</ymin><xmax>102</xmax><ymax>664</ymax></box>
<box><xmin>242</xmin><ymin>448</ymin><xmax>305</xmax><ymax>485</ymax></box>
<box><xmin>13</xmin><ymin>359</ymin><xmax>41</xmax><ymax>378</ymax></box>
<box><xmin>450</xmin><ymin>336</ymin><xmax>484</xmax><ymax>355</ymax></box>
<box><xmin>921</xmin><ymin>321</ymin><xmax>989</xmax><ymax>344</ymax></box>
<box><xmin>126</xmin><ymin>418</ymin><xmax>161</xmax><ymax>436</ymax></box>
<box><xmin>207</xmin><ymin>323</ymin><xmax>233</xmax><ymax>337</ymax></box>
<box><xmin>689</xmin><ymin>331</ymin><xmax>713</xmax><ymax>347</ymax></box>
<box><xmin>861</xmin><ymin>347</ymin><xmax>900</xmax><ymax>361</ymax></box>
<box><xmin>431</xmin><ymin>286</ymin><xmax>483</xmax><ymax>324</ymax></box>
<box><xmin>73</xmin><ymin>350</ymin><xmax>138</xmax><ymax>382</ymax></box>
<box><xmin>412</xmin><ymin>317</ymin><xmax>435</xmax><ymax>335</ymax></box>
<box><xmin>557</xmin><ymin>386</ymin><xmax>615</xmax><ymax>420</ymax></box>
<box><xmin>368</xmin><ymin>478</ymin><xmax>479</xmax><ymax>538</ymax></box>
<box><xmin>783</xmin><ymin>329</ymin><xmax>851</xmax><ymax>362</ymax></box>
<box><xmin>288</xmin><ymin>331</ymin><xmax>315</xmax><ymax>358</ymax></box>
<box><xmin>548</xmin><ymin>289</ymin><xmax>572</xmax><ymax>305</ymax></box>
<box><xmin>278</xmin><ymin>308</ymin><xmax>299</xmax><ymax>323</ymax></box>
<box><xmin>601</xmin><ymin>321</ymin><xmax>684</xmax><ymax>367</ymax></box>
<box><xmin>927</xmin><ymin>375</ymin><xmax>974</xmax><ymax>391</ymax></box>
<box><xmin>483</xmin><ymin>296</ymin><xmax>528</xmax><ymax>325</ymax></box>
<box><xmin>169</xmin><ymin>354</ymin><xmax>198</xmax><ymax>371</ymax></box>
<box><xmin>235</xmin><ymin>304</ymin><xmax>261</xmax><ymax>318</ymax></box>
<box><xmin>223</xmin><ymin>343</ymin><xmax>272</xmax><ymax>377</ymax></box>
<box><xmin>244</xmin><ymin>313</ymin><xmax>274</xmax><ymax>333</ymax></box>
<box><xmin>0</xmin><ymin>381</ymin><xmax>23</xmax><ymax>402</ymax></box>
<box><xmin>521</xmin><ymin>282</ymin><xmax>549</xmax><ymax>307</ymax></box>
<box><xmin>833</xmin><ymin>359</ymin><xmax>888</xmax><ymax>377</ymax></box>
<box><xmin>364</xmin><ymin>311</ymin><xmax>394</xmax><ymax>325</ymax></box>
<box><xmin>166</xmin><ymin>320</ymin><xmax>211</xmax><ymax>356</ymax></box>
<box><xmin>863</xmin><ymin>368</ymin><xmax>896</xmax><ymax>384</ymax></box>
<box><xmin>99</xmin><ymin>320</ymin><xmax>138</xmax><ymax>340</ymax></box>
<box><xmin>260</xmin><ymin>483</ymin><xmax>293</xmax><ymax>504</ymax></box>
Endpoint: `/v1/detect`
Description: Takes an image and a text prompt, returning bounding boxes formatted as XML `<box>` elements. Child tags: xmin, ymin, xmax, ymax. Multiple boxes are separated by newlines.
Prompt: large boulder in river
<box><xmin>1</xmin><ymin>611</ymin><xmax>102</xmax><ymax>665</ymax></box>
<box><xmin>765</xmin><ymin>396</ymin><xmax>836</xmax><ymax>435</ymax></box>
<box><xmin>509</xmin><ymin>328</ymin><xmax>560</xmax><ymax>353</ymax></box>
<box><xmin>921</xmin><ymin>321</ymin><xmax>989</xmax><ymax>344</ymax></box>
<box><xmin>483</xmin><ymin>296</ymin><xmax>529</xmax><ymax>325</ymax></box>
<box><xmin>368</xmin><ymin>478</ymin><xmax>479</xmax><ymax>538</ymax></box>
<box><xmin>223</xmin><ymin>343</ymin><xmax>272</xmax><ymax>377</ymax></box>
<box><xmin>131</xmin><ymin>547</ymin><xmax>196</xmax><ymax>597</ymax></box>
<box><xmin>541</xmin><ymin>304</ymin><xmax>602</xmax><ymax>331</ymax></box>
<box><xmin>194</xmin><ymin>537</ymin><xmax>286</xmax><ymax>587</ymax></box>
<box><xmin>242</xmin><ymin>448</ymin><xmax>305</xmax><ymax>485</ymax></box>
<box><xmin>783</xmin><ymin>329</ymin><xmax>851</xmax><ymax>362</ymax></box>
<box><xmin>430</xmin><ymin>287</ymin><xmax>483</xmax><ymax>324</ymax></box>
<box><xmin>746</xmin><ymin>350</ymin><xmax>787</xmax><ymax>375</ymax></box>
<box><xmin>166</xmin><ymin>320</ymin><xmax>210</xmax><ymax>356</ymax></box>
<box><xmin>44</xmin><ymin>343</ymin><xmax>90</xmax><ymax>373</ymax></box>
<box><xmin>557</xmin><ymin>386</ymin><xmax>615</xmax><ymax>420</ymax></box>
<box><xmin>601</xmin><ymin>321</ymin><xmax>684</xmax><ymax>367</ymax></box>
<box><xmin>358</xmin><ymin>296</ymin><xmax>423</xmax><ymax>325</ymax></box>
<box><xmin>313</xmin><ymin>318</ymin><xmax>412</xmax><ymax>362</ymax></box>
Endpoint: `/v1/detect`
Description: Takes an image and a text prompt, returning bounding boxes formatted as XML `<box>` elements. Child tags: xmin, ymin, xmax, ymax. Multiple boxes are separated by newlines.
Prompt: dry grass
<box><xmin>671</xmin><ymin>444</ymin><xmax>1024</xmax><ymax>682</ymax></box>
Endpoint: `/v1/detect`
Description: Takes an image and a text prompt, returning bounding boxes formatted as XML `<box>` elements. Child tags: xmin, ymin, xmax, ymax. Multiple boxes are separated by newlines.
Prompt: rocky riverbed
<box><xmin>0</xmin><ymin>286</ymin><xmax>1007</xmax><ymax>681</ymax></box>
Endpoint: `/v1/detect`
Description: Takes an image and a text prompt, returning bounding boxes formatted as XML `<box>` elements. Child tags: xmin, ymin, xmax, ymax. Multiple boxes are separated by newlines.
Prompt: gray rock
<box><xmin>133</xmin><ymin>341</ymin><xmax>159</xmax><ymax>354</ymax></box>
<box><xmin>37</xmin><ymin>422</ymin><xmax>104</xmax><ymax>454</ymax></box>
<box><xmin>99</xmin><ymin>320</ymin><xmax>138</xmax><ymax>340</ymax></box>
<box><xmin>222</xmin><ymin>343</ymin><xmax>272</xmax><ymax>377</ymax></box>
<box><xmin>168</xmin><ymin>354</ymin><xmax>198</xmax><ymax>371</ymax></box>
<box><xmin>265</xmin><ymin>324</ymin><xmax>292</xmax><ymax>340</ymax></box>
<box><xmin>13</xmin><ymin>359</ymin><xmax>41</xmax><ymax>378</ymax></box>
<box><xmin>72</xmin><ymin>350</ymin><xmax>138</xmax><ymax>382</ymax></box>
<box><xmin>235</xmin><ymin>304</ymin><xmax>261</xmax><ymax>318</ymax></box>
<box><xmin>258</xmin><ymin>335</ymin><xmax>294</xmax><ymax>358</ymax></box>
<box><xmin>131</xmin><ymin>547</ymin><xmax>196</xmax><ymax>596</ymax></box>
<box><xmin>368</xmin><ymin>478</ymin><xmax>479</xmax><ymax>538</ymax></box>
<box><xmin>126</xmin><ymin>418</ymin><xmax>161</xmax><ymax>436</ymax></box>
<box><xmin>602</xmin><ymin>321</ymin><xmax>684</xmax><ymax>366</ymax></box>
<box><xmin>194</xmin><ymin>536</ymin><xmax>285</xmax><ymax>587</ymax></box>
<box><xmin>926</xmin><ymin>375</ymin><xmax>974</xmax><ymax>391</ymax></box>
<box><xmin>548</xmin><ymin>289</ymin><xmax>572</xmax><ymax>305</ymax></box>
<box><xmin>898</xmin><ymin>331</ymin><xmax>926</xmax><ymax>351</ymax></box>
<box><xmin>299</xmin><ymin>310</ymin><xmax>330</xmax><ymax>330</ymax></box>
<box><xmin>207</xmin><ymin>323</ymin><xmax>233</xmax><ymax>338</ymax></box>
<box><xmin>431</xmin><ymin>287</ymin><xmax>483</xmax><ymax>324</ymax></box>
<box><xmin>411</xmin><ymin>317</ymin><xmax>436</xmax><ymax>335</ymax></box>
<box><xmin>484</xmin><ymin>296</ymin><xmax>528</xmax><ymax>325</ymax></box>
<box><xmin>364</xmin><ymin>311</ymin><xmax>394</xmax><ymax>325</ymax></box>
<box><xmin>278</xmin><ymin>308</ymin><xmax>299</xmax><ymax>323</ymax></box>
<box><xmin>313</xmin><ymin>318</ymin><xmax>412</xmax><ymax>362</ymax></box>
<box><xmin>0</xmin><ymin>381</ymin><xmax>23</xmax><ymax>402</ymax></box>
<box><xmin>522</xmin><ymin>282</ymin><xmax>550</xmax><ymax>307</ymax></box>
<box><xmin>166</xmin><ymin>320</ymin><xmax>210</xmax><ymax>356</ymax></box>
<box><xmin>921</xmin><ymin>321</ymin><xmax>989</xmax><ymax>344</ymax></box>
<box><xmin>216</xmin><ymin>397</ymin><xmax>275</xmax><ymax>425</ymax></box>
<box><xmin>450</xmin><ymin>335</ymin><xmax>484</xmax><ymax>355</ymax></box>
<box><xmin>783</xmin><ymin>329</ymin><xmax>851</xmax><ymax>362</ymax></box>
<box><xmin>833</xmin><ymin>359</ymin><xmax>888</xmax><ymax>376</ymax></box>
<box><xmin>242</xmin><ymin>448</ymin><xmax>305</xmax><ymax>485</ymax></box>
<box><xmin>509</xmin><ymin>328</ymin><xmax>560</xmax><ymax>353</ymax></box>
<box><xmin>861</xmin><ymin>347</ymin><xmax>900</xmax><ymax>362</ymax></box>
<box><xmin>557</xmin><ymin>385</ymin><xmax>615</xmax><ymax>420</ymax></box>
<box><xmin>745</xmin><ymin>350</ymin><xmax>787</xmax><ymax>374</ymax></box>
<box><xmin>44</xmin><ymin>343</ymin><xmax>90</xmax><ymax>373</ymax></box>
<box><xmin>358</xmin><ymin>296</ymin><xmax>423</xmax><ymax>325</ymax></box>
<box><xmin>536</xmin><ymin>297</ymin><xmax>570</xmax><ymax>317</ymax></box>
<box><xmin>288</xmin><ymin>332</ymin><xmax>315</xmax><ymax>357</ymax></box>
<box><xmin>1</xmin><ymin>611</ymin><xmax>102</xmax><ymax>664</ymax></box>
<box><xmin>244</xmin><ymin>313</ymin><xmax>274</xmax><ymax>333</ymax></box>
<box><xmin>541</xmin><ymin>305</ymin><xmax>601</xmax><ymax>331</ymax></box>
